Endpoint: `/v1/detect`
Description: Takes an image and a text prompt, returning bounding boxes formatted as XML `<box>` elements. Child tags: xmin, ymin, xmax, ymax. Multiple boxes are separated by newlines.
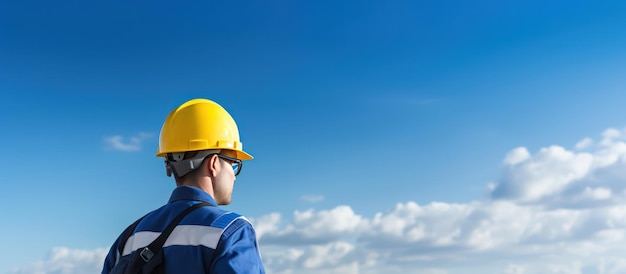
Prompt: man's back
<box><xmin>102</xmin><ymin>186</ymin><xmax>265</xmax><ymax>273</ymax></box>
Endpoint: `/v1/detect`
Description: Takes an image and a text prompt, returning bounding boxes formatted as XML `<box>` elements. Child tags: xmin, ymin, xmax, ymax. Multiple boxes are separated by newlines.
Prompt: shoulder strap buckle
<box><xmin>139</xmin><ymin>247</ymin><xmax>154</xmax><ymax>262</ymax></box>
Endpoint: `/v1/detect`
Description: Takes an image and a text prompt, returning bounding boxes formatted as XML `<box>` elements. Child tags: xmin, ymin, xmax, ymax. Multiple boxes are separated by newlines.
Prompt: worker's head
<box><xmin>156</xmin><ymin>99</ymin><xmax>253</xmax><ymax>204</ymax></box>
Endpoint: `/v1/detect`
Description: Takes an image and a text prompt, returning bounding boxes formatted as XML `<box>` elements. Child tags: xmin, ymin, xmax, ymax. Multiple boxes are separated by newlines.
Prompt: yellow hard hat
<box><xmin>156</xmin><ymin>98</ymin><xmax>253</xmax><ymax>160</ymax></box>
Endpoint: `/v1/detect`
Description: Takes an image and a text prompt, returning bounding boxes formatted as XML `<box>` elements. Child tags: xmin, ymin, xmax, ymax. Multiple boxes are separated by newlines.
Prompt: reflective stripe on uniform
<box><xmin>122</xmin><ymin>219</ymin><xmax>242</xmax><ymax>256</ymax></box>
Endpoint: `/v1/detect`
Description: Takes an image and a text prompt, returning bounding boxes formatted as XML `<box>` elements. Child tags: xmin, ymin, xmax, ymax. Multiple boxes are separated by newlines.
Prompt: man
<box><xmin>102</xmin><ymin>98</ymin><xmax>266</xmax><ymax>273</ymax></box>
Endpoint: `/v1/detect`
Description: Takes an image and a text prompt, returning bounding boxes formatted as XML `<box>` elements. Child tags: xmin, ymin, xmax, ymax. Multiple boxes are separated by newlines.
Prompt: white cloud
<box><xmin>505</xmin><ymin>264</ymin><xmax>526</xmax><ymax>274</ymax></box>
<box><xmin>103</xmin><ymin>132</ymin><xmax>153</xmax><ymax>152</ymax></box>
<box><xmin>597</xmin><ymin>257</ymin><xmax>626</xmax><ymax>274</ymax></box>
<box><xmin>255</xmin><ymin>206</ymin><xmax>365</xmax><ymax>246</ymax></box>
<box><xmin>575</xmin><ymin>137</ymin><xmax>593</xmax><ymax>150</ymax></box>
<box><xmin>601</xmin><ymin>128</ymin><xmax>622</xmax><ymax>145</ymax></box>
<box><xmin>490</xmin><ymin>127</ymin><xmax>626</xmax><ymax>206</ymax></box>
<box><xmin>492</xmin><ymin>145</ymin><xmax>594</xmax><ymax>202</ymax></box>
<box><xmin>579</xmin><ymin>187</ymin><xmax>612</xmax><ymax>201</ymax></box>
<box><xmin>10</xmin><ymin>247</ymin><xmax>107</xmax><ymax>274</ymax></box>
<box><xmin>252</xmin><ymin>197</ymin><xmax>626</xmax><ymax>273</ymax></box>
<box><xmin>547</xmin><ymin>262</ymin><xmax>583</xmax><ymax>274</ymax></box>
<box><xmin>504</xmin><ymin>147</ymin><xmax>531</xmax><ymax>165</ymax></box>
<box><xmin>18</xmin><ymin>127</ymin><xmax>626</xmax><ymax>274</ymax></box>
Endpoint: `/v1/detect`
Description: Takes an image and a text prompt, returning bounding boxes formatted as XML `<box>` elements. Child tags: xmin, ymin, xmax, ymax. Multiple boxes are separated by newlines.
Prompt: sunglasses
<box><xmin>216</xmin><ymin>154</ymin><xmax>243</xmax><ymax>176</ymax></box>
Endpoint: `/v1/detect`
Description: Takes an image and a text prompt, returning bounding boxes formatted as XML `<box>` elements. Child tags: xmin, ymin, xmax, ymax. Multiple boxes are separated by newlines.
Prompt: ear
<box><xmin>206</xmin><ymin>154</ymin><xmax>220</xmax><ymax>177</ymax></box>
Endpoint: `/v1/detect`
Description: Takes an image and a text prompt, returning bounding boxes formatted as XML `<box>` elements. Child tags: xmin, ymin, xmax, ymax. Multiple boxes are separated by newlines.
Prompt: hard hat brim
<box><xmin>156</xmin><ymin>149</ymin><xmax>254</xmax><ymax>161</ymax></box>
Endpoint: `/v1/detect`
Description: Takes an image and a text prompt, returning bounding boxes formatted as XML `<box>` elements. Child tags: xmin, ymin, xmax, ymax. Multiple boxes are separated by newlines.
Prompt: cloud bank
<box><xmin>15</xmin><ymin>127</ymin><xmax>626</xmax><ymax>274</ymax></box>
<box><xmin>10</xmin><ymin>247</ymin><xmax>107</xmax><ymax>274</ymax></box>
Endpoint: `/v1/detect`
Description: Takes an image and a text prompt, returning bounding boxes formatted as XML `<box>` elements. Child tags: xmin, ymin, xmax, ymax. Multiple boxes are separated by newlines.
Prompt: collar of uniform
<box><xmin>168</xmin><ymin>186</ymin><xmax>218</xmax><ymax>206</ymax></box>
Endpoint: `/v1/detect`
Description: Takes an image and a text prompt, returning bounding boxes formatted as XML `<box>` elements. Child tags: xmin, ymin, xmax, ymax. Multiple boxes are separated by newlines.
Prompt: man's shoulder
<box><xmin>208</xmin><ymin>211</ymin><xmax>244</xmax><ymax>228</ymax></box>
<box><xmin>197</xmin><ymin>207</ymin><xmax>255</xmax><ymax>235</ymax></box>
<box><xmin>176</xmin><ymin>203</ymin><xmax>251</xmax><ymax>230</ymax></box>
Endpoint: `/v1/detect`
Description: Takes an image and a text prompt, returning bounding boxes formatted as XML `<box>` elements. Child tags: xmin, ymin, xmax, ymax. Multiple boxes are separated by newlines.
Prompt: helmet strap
<box><xmin>165</xmin><ymin>149</ymin><xmax>221</xmax><ymax>178</ymax></box>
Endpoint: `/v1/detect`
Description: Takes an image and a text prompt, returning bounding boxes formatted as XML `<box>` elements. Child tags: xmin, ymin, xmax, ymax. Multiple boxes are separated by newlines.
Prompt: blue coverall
<box><xmin>102</xmin><ymin>186</ymin><xmax>266</xmax><ymax>273</ymax></box>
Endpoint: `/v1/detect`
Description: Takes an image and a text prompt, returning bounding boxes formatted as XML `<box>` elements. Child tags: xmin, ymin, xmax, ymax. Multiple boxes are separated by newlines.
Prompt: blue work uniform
<box><xmin>102</xmin><ymin>186</ymin><xmax>266</xmax><ymax>273</ymax></box>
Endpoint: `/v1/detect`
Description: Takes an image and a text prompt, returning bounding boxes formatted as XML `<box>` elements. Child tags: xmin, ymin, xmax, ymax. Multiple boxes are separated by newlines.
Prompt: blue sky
<box><xmin>3</xmin><ymin>1</ymin><xmax>626</xmax><ymax>273</ymax></box>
